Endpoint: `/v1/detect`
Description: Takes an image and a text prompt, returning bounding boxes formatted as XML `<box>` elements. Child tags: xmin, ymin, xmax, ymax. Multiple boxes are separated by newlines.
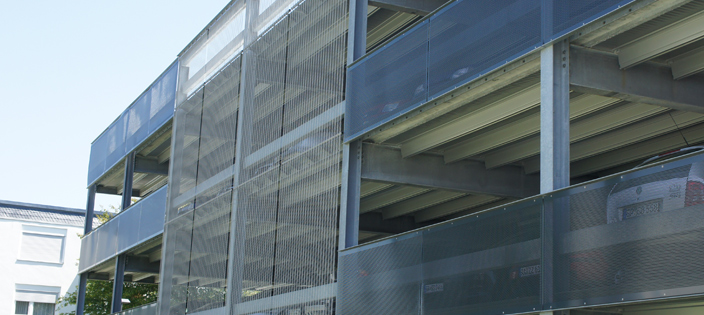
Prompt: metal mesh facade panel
<box><xmin>345</xmin><ymin>21</ymin><xmax>428</xmax><ymax>141</ymax></box>
<box><xmin>338</xmin><ymin>235</ymin><xmax>423</xmax><ymax>315</ymax></box>
<box><xmin>551</xmin><ymin>158</ymin><xmax>704</xmax><ymax>308</ymax></box>
<box><xmin>178</xmin><ymin>2</ymin><xmax>246</xmax><ymax>104</ymax></box>
<box><xmin>88</xmin><ymin>62</ymin><xmax>177</xmax><ymax>185</ymax></box>
<box><xmin>427</xmin><ymin>0</ymin><xmax>541</xmax><ymax>99</ymax></box>
<box><xmin>168</xmin><ymin>90</ymin><xmax>204</xmax><ymax>222</ymax></box>
<box><xmin>551</xmin><ymin>0</ymin><xmax>633</xmax><ymax>38</ymax></box>
<box><xmin>422</xmin><ymin>202</ymin><xmax>541</xmax><ymax>315</ymax></box>
<box><xmin>79</xmin><ymin>185</ymin><xmax>167</xmax><ymax>273</ymax></box>
<box><xmin>195</xmin><ymin>57</ymin><xmax>241</xmax><ymax>192</ymax></box>
<box><xmin>163</xmin><ymin>210</ymin><xmax>195</xmax><ymax>315</ymax></box>
<box><xmin>344</xmin><ymin>0</ymin><xmax>633</xmax><ymax>142</ymax></box>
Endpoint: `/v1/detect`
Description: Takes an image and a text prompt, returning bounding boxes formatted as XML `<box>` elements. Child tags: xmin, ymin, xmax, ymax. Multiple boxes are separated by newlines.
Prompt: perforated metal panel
<box><xmin>87</xmin><ymin>62</ymin><xmax>177</xmax><ymax>185</ymax></box>
<box><xmin>428</xmin><ymin>0</ymin><xmax>541</xmax><ymax>99</ymax></box>
<box><xmin>551</xmin><ymin>0</ymin><xmax>634</xmax><ymax>39</ymax></box>
<box><xmin>345</xmin><ymin>21</ymin><xmax>428</xmax><ymax>141</ymax></box>
<box><xmin>551</xmin><ymin>157</ymin><xmax>704</xmax><ymax>308</ymax></box>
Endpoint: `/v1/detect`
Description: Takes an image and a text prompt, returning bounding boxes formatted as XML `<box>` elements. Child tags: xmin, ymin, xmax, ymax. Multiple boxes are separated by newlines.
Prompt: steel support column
<box><xmin>347</xmin><ymin>0</ymin><xmax>367</xmax><ymax>65</ymax></box>
<box><xmin>122</xmin><ymin>151</ymin><xmax>136</xmax><ymax>210</ymax></box>
<box><xmin>339</xmin><ymin>140</ymin><xmax>362</xmax><ymax>249</ymax></box>
<box><xmin>76</xmin><ymin>273</ymin><xmax>88</xmax><ymax>315</ymax></box>
<box><xmin>84</xmin><ymin>185</ymin><xmax>96</xmax><ymax>236</ymax></box>
<box><xmin>112</xmin><ymin>254</ymin><xmax>127</xmax><ymax>313</ymax></box>
<box><xmin>540</xmin><ymin>39</ymin><xmax>570</xmax><ymax>309</ymax></box>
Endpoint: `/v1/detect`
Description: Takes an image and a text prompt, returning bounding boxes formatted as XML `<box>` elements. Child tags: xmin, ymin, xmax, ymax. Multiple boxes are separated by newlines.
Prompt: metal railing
<box><xmin>344</xmin><ymin>0</ymin><xmax>635</xmax><ymax>141</ymax></box>
<box><xmin>79</xmin><ymin>185</ymin><xmax>168</xmax><ymax>273</ymax></box>
<box><xmin>339</xmin><ymin>151</ymin><xmax>704</xmax><ymax>314</ymax></box>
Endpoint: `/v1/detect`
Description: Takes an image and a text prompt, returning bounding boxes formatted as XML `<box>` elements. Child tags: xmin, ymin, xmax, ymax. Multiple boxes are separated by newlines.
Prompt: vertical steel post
<box><xmin>347</xmin><ymin>0</ymin><xmax>367</xmax><ymax>65</ymax></box>
<box><xmin>84</xmin><ymin>185</ymin><xmax>96</xmax><ymax>235</ymax></box>
<box><xmin>122</xmin><ymin>151</ymin><xmax>136</xmax><ymax>210</ymax></box>
<box><xmin>76</xmin><ymin>273</ymin><xmax>88</xmax><ymax>315</ymax></box>
<box><xmin>112</xmin><ymin>254</ymin><xmax>127</xmax><ymax>313</ymax></box>
<box><xmin>540</xmin><ymin>39</ymin><xmax>570</xmax><ymax>310</ymax></box>
<box><xmin>339</xmin><ymin>140</ymin><xmax>362</xmax><ymax>249</ymax></box>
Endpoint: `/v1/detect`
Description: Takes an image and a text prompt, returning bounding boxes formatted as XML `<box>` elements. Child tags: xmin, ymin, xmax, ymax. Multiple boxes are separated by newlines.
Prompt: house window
<box><xmin>14</xmin><ymin>301</ymin><xmax>55</xmax><ymax>315</ymax></box>
<box><xmin>18</xmin><ymin>226</ymin><xmax>66</xmax><ymax>264</ymax></box>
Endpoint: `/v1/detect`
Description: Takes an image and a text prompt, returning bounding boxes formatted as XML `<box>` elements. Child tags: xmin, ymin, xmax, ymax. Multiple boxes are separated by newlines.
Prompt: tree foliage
<box><xmin>58</xmin><ymin>280</ymin><xmax>158</xmax><ymax>315</ymax></box>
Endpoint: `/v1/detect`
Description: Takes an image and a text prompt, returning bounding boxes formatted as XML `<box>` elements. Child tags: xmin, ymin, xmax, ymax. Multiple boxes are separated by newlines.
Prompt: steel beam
<box><xmin>618</xmin><ymin>10</ymin><xmax>704</xmax><ymax>69</ymax></box>
<box><xmin>671</xmin><ymin>46</ymin><xmax>704</xmax><ymax>80</ymax></box>
<box><xmin>401</xmin><ymin>85</ymin><xmax>541</xmax><ymax>158</ymax></box>
<box><xmin>134</xmin><ymin>157</ymin><xmax>169</xmax><ymax>175</ymax></box>
<box><xmin>362</xmin><ymin>143</ymin><xmax>539</xmax><ymax>198</ymax></box>
<box><xmin>359</xmin><ymin>212</ymin><xmax>424</xmax><ymax>234</ymax></box>
<box><xmin>414</xmin><ymin>194</ymin><xmax>502</xmax><ymax>223</ymax></box>
<box><xmin>111</xmin><ymin>254</ymin><xmax>127</xmax><ymax>313</ymax></box>
<box><xmin>571</xmin><ymin>46</ymin><xmax>704</xmax><ymax>113</ymax></box>
<box><xmin>368</xmin><ymin>0</ymin><xmax>445</xmax><ymax>15</ymax></box>
<box><xmin>124</xmin><ymin>256</ymin><xmax>160</xmax><ymax>274</ymax></box>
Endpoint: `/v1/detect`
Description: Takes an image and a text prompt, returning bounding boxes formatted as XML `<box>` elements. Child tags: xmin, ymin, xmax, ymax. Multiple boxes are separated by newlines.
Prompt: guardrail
<box><xmin>87</xmin><ymin>62</ymin><xmax>178</xmax><ymax>186</ymax></box>
<box><xmin>338</xmin><ymin>152</ymin><xmax>704</xmax><ymax>314</ymax></box>
<box><xmin>115</xmin><ymin>302</ymin><xmax>157</xmax><ymax>315</ymax></box>
<box><xmin>344</xmin><ymin>0</ymin><xmax>634</xmax><ymax>141</ymax></box>
<box><xmin>79</xmin><ymin>185</ymin><xmax>167</xmax><ymax>273</ymax></box>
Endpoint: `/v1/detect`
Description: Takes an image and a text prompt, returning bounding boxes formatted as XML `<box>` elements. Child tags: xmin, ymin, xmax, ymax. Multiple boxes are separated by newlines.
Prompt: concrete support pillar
<box><xmin>111</xmin><ymin>254</ymin><xmax>127</xmax><ymax>313</ymax></box>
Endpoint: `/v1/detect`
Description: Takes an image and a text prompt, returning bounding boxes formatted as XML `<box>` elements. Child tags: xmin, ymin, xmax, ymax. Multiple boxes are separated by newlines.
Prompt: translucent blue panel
<box><xmin>139</xmin><ymin>185</ymin><xmax>167</xmax><ymax>240</ymax></box>
<box><xmin>87</xmin><ymin>133</ymin><xmax>108</xmax><ymax>185</ymax></box>
<box><xmin>105</xmin><ymin>114</ymin><xmax>127</xmax><ymax>170</ymax></box>
<box><xmin>338</xmin><ymin>235</ymin><xmax>423</xmax><ymax>315</ymax></box>
<box><xmin>149</xmin><ymin>63</ymin><xmax>178</xmax><ymax>134</ymax></box>
<box><xmin>117</xmin><ymin>202</ymin><xmax>142</xmax><ymax>253</ymax></box>
<box><xmin>551</xmin><ymin>0</ymin><xmax>632</xmax><ymax>39</ymax></box>
<box><xmin>422</xmin><ymin>202</ymin><xmax>541</xmax><ymax>315</ymax></box>
<box><xmin>124</xmin><ymin>94</ymin><xmax>150</xmax><ymax>152</ymax></box>
<box><xmin>345</xmin><ymin>21</ymin><xmax>428</xmax><ymax>141</ymax></box>
<box><xmin>428</xmin><ymin>0</ymin><xmax>541</xmax><ymax>99</ymax></box>
<box><xmin>79</xmin><ymin>235</ymin><xmax>92</xmax><ymax>271</ymax></box>
<box><xmin>551</xmin><ymin>155</ymin><xmax>704</xmax><ymax>308</ymax></box>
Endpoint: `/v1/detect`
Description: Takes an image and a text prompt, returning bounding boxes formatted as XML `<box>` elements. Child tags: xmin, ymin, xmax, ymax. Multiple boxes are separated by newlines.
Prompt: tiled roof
<box><xmin>0</xmin><ymin>200</ymin><xmax>99</xmax><ymax>227</ymax></box>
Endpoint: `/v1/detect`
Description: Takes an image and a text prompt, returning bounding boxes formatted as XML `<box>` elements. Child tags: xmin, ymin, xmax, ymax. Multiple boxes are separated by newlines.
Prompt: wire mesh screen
<box><xmin>551</xmin><ymin>157</ymin><xmax>704</xmax><ymax>308</ymax></box>
<box><xmin>238</xmin><ymin>17</ymin><xmax>289</xmax><ymax>183</ymax></box>
<box><xmin>163</xmin><ymin>210</ymin><xmax>195</xmax><ymax>315</ymax></box>
<box><xmin>167</xmin><ymin>90</ymin><xmax>204</xmax><ymax>222</ymax></box>
<box><xmin>427</xmin><ymin>0</ymin><xmax>541</xmax><ymax>99</ymax></box>
<box><xmin>338</xmin><ymin>235</ymin><xmax>423</xmax><ymax>315</ymax></box>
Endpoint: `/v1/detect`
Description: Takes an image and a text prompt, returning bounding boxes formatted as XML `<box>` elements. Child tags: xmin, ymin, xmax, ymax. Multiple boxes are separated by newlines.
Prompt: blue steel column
<box><xmin>122</xmin><ymin>151</ymin><xmax>136</xmax><ymax>209</ymax></box>
<box><xmin>77</xmin><ymin>185</ymin><xmax>97</xmax><ymax>315</ymax></box>
<box><xmin>112</xmin><ymin>254</ymin><xmax>127</xmax><ymax>313</ymax></box>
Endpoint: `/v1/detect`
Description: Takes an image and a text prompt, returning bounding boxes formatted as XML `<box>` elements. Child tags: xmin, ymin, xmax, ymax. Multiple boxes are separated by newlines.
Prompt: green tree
<box><xmin>57</xmin><ymin>280</ymin><xmax>158</xmax><ymax>315</ymax></box>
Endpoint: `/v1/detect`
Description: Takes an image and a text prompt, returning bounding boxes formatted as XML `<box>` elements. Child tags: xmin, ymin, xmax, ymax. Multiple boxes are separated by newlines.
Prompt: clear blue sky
<box><xmin>0</xmin><ymin>0</ymin><xmax>231</xmax><ymax>209</ymax></box>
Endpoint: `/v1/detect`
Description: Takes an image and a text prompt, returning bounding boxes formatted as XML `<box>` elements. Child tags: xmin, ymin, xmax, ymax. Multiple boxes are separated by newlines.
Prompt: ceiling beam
<box><xmin>484</xmin><ymin>102</ymin><xmax>668</xmax><ymax>169</ymax></box>
<box><xmin>443</xmin><ymin>94</ymin><xmax>621</xmax><ymax>163</ymax></box>
<box><xmin>670</xmin><ymin>46</ymin><xmax>704</xmax><ymax>80</ymax></box>
<box><xmin>571</xmin><ymin>46</ymin><xmax>704</xmax><ymax>113</ymax></box>
<box><xmin>381</xmin><ymin>190</ymin><xmax>467</xmax><ymax>220</ymax></box>
<box><xmin>618</xmin><ymin>10</ymin><xmax>704</xmax><ymax>69</ymax></box>
<box><xmin>360</xmin><ymin>185</ymin><xmax>430</xmax><ymax>213</ymax></box>
<box><xmin>134</xmin><ymin>157</ymin><xmax>169</xmax><ymax>175</ymax></box>
<box><xmin>362</xmin><ymin>143</ymin><xmax>539</xmax><ymax>198</ymax></box>
<box><xmin>414</xmin><ymin>194</ymin><xmax>502</xmax><ymax>223</ymax></box>
<box><xmin>368</xmin><ymin>0</ymin><xmax>446</xmax><ymax>15</ymax></box>
<box><xmin>400</xmin><ymin>85</ymin><xmax>540</xmax><ymax>158</ymax></box>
